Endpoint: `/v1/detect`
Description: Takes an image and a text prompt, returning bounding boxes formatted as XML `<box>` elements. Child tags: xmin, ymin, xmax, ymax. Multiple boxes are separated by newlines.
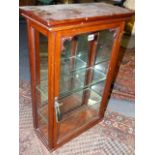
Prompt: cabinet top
<box><xmin>20</xmin><ymin>2</ymin><xmax>134</xmax><ymax>27</ymax></box>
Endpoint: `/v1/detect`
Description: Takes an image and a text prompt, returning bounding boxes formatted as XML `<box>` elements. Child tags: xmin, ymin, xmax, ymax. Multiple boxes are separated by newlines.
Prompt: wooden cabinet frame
<box><xmin>20</xmin><ymin>3</ymin><xmax>133</xmax><ymax>151</ymax></box>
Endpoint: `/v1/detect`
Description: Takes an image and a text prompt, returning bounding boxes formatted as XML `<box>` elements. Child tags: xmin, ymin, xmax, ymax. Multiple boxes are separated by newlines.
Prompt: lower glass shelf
<box><xmin>59</xmin><ymin>67</ymin><xmax>106</xmax><ymax>97</ymax></box>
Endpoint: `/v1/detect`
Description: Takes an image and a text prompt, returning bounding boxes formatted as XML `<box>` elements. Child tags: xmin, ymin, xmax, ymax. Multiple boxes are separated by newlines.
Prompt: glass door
<box><xmin>35</xmin><ymin>31</ymin><xmax>49</xmax><ymax>140</ymax></box>
<box><xmin>55</xmin><ymin>28</ymin><xmax>117</xmax><ymax>142</ymax></box>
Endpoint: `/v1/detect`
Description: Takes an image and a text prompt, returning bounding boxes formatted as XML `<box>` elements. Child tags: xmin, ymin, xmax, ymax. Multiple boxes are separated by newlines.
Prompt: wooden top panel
<box><xmin>20</xmin><ymin>3</ymin><xmax>134</xmax><ymax>27</ymax></box>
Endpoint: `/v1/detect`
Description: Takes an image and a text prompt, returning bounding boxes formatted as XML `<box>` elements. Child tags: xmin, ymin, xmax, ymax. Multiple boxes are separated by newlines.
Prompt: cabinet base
<box><xmin>34</xmin><ymin>116</ymin><xmax>104</xmax><ymax>151</ymax></box>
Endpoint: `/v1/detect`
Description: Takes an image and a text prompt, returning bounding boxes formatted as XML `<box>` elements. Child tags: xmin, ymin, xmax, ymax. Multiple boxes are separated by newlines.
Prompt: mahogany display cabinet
<box><xmin>20</xmin><ymin>3</ymin><xmax>134</xmax><ymax>151</ymax></box>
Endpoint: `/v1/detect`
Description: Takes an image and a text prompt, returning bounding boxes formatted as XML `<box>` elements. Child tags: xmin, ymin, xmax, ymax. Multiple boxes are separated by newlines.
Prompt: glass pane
<box><xmin>91</xmin><ymin>81</ymin><xmax>106</xmax><ymax>96</ymax></box>
<box><xmin>76</xmin><ymin>34</ymin><xmax>90</xmax><ymax>63</ymax></box>
<box><xmin>61</xmin><ymin>56</ymin><xmax>86</xmax><ymax>73</ymax></box>
<box><xmin>57</xmin><ymin>29</ymin><xmax>116</xmax><ymax>142</ymax></box>
<box><xmin>95</xmin><ymin>29</ymin><xmax>116</xmax><ymax>64</ymax></box>
<box><xmin>61</xmin><ymin>38</ymin><xmax>72</xmax><ymax>59</ymax></box>
<box><xmin>56</xmin><ymin>88</ymin><xmax>101</xmax><ymax>141</ymax></box>
<box><xmin>94</xmin><ymin>61</ymin><xmax>110</xmax><ymax>74</ymax></box>
<box><xmin>35</xmin><ymin>32</ymin><xmax>48</xmax><ymax>139</ymax></box>
<box><xmin>60</xmin><ymin>67</ymin><xmax>106</xmax><ymax>98</ymax></box>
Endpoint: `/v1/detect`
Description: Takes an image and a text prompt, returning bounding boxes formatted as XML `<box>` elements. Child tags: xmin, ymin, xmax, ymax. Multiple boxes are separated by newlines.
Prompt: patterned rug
<box><xmin>111</xmin><ymin>47</ymin><xmax>135</xmax><ymax>102</ymax></box>
<box><xmin>19</xmin><ymin>80</ymin><xmax>134</xmax><ymax>155</ymax></box>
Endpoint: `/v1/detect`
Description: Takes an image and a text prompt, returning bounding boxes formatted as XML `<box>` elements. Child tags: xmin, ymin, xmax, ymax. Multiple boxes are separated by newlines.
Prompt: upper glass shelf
<box><xmin>61</xmin><ymin>56</ymin><xmax>87</xmax><ymax>73</ymax></box>
<box><xmin>39</xmin><ymin>56</ymin><xmax>87</xmax><ymax>73</ymax></box>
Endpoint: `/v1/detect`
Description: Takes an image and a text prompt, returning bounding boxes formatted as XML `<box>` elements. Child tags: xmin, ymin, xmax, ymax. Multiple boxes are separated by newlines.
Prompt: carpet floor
<box><xmin>19</xmin><ymin>80</ymin><xmax>134</xmax><ymax>155</ymax></box>
<box><xmin>111</xmin><ymin>47</ymin><xmax>135</xmax><ymax>102</ymax></box>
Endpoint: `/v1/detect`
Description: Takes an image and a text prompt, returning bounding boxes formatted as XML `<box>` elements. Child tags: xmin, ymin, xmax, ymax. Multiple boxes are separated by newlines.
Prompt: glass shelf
<box><xmin>36</xmin><ymin>56</ymin><xmax>87</xmax><ymax>104</ymax></box>
<box><xmin>59</xmin><ymin>66</ymin><xmax>106</xmax><ymax>97</ymax></box>
<box><xmin>60</xmin><ymin>56</ymin><xmax>87</xmax><ymax>73</ymax></box>
<box><xmin>36</xmin><ymin>65</ymin><xmax>106</xmax><ymax>103</ymax></box>
<box><xmin>39</xmin><ymin>56</ymin><xmax>87</xmax><ymax>76</ymax></box>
